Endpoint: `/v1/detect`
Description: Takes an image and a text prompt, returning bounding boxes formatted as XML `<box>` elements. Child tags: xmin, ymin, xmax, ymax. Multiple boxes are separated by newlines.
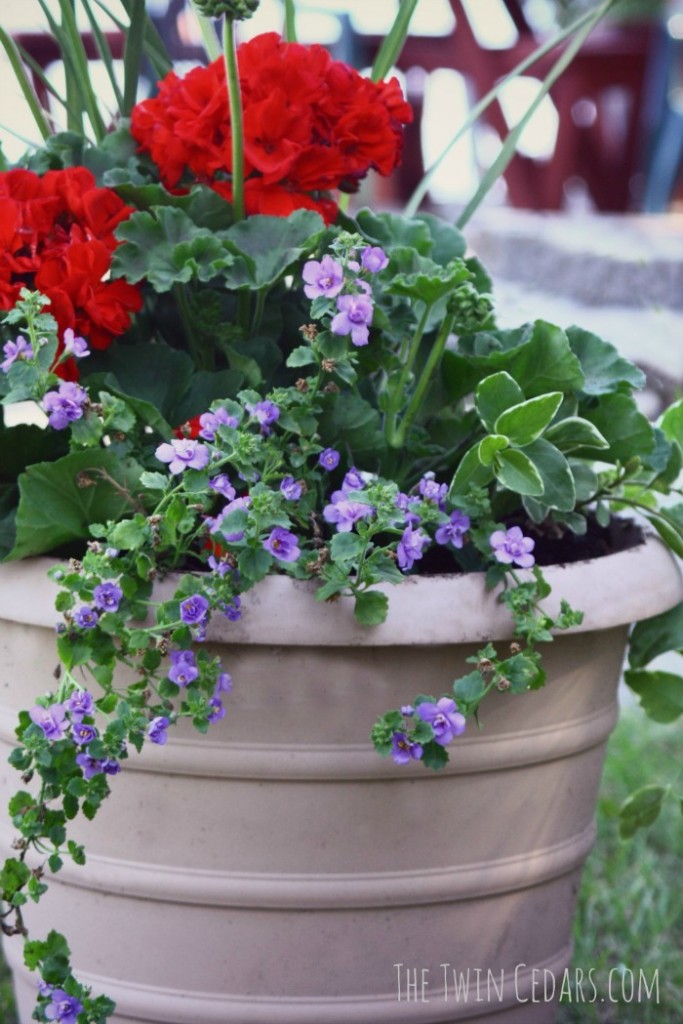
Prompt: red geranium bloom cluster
<box><xmin>131</xmin><ymin>32</ymin><xmax>413</xmax><ymax>223</ymax></box>
<box><xmin>0</xmin><ymin>167</ymin><xmax>142</xmax><ymax>375</ymax></box>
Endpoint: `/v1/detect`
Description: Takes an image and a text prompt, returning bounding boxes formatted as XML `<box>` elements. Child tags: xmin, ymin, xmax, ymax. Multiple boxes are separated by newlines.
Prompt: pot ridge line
<box><xmin>4</xmin><ymin>941</ymin><xmax>574</xmax><ymax>1023</ymax></box>
<box><xmin>0</xmin><ymin>702</ymin><xmax>618</xmax><ymax>780</ymax></box>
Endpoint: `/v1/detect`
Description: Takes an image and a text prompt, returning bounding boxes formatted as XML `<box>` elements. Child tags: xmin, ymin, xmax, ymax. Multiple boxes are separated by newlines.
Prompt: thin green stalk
<box><xmin>404</xmin><ymin>0</ymin><xmax>615</xmax><ymax>217</ymax></box>
<box><xmin>456</xmin><ymin>0</ymin><xmax>615</xmax><ymax>229</ymax></box>
<box><xmin>284</xmin><ymin>0</ymin><xmax>297</xmax><ymax>43</ymax></box>
<box><xmin>385</xmin><ymin>304</ymin><xmax>431</xmax><ymax>447</ymax></box>
<box><xmin>96</xmin><ymin>0</ymin><xmax>173</xmax><ymax>79</ymax></box>
<box><xmin>15</xmin><ymin>42</ymin><xmax>70</xmax><ymax>110</ymax></box>
<box><xmin>55</xmin><ymin>0</ymin><xmax>108</xmax><ymax>139</ymax></box>
<box><xmin>122</xmin><ymin>0</ymin><xmax>146</xmax><ymax>116</ymax></box>
<box><xmin>80</xmin><ymin>0</ymin><xmax>124</xmax><ymax>113</ymax></box>
<box><xmin>195</xmin><ymin>11</ymin><xmax>221</xmax><ymax>61</ymax></box>
<box><xmin>394</xmin><ymin>312</ymin><xmax>455</xmax><ymax>447</ymax></box>
<box><xmin>0</xmin><ymin>28</ymin><xmax>52</xmax><ymax>140</ymax></box>
<box><xmin>223</xmin><ymin>17</ymin><xmax>245</xmax><ymax>222</ymax></box>
<box><xmin>174</xmin><ymin>284</ymin><xmax>211</xmax><ymax>371</ymax></box>
<box><xmin>371</xmin><ymin>0</ymin><xmax>420</xmax><ymax>82</ymax></box>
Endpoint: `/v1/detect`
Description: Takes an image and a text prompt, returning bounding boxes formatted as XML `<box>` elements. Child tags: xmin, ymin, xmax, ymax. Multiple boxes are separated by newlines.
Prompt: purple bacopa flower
<box><xmin>208</xmin><ymin>554</ymin><xmax>232</xmax><ymax>577</ymax></box>
<box><xmin>263</xmin><ymin>527</ymin><xmax>301</xmax><ymax>563</ymax></box>
<box><xmin>75</xmin><ymin>752</ymin><xmax>103</xmax><ymax>780</ymax></box>
<box><xmin>148</xmin><ymin>716</ymin><xmax>170</xmax><ymax>745</ymax></box>
<box><xmin>93</xmin><ymin>581</ymin><xmax>123</xmax><ymax>613</ymax></box>
<box><xmin>210</xmin><ymin>474</ymin><xmax>236</xmax><ymax>500</ymax></box>
<box><xmin>390</xmin><ymin>731</ymin><xmax>424</xmax><ymax>765</ymax></box>
<box><xmin>207</xmin><ymin>697</ymin><xmax>226</xmax><ymax>723</ymax></box>
<box><xmin>37</xmin><ymin>980</ymin><xmax>54</xmax><ymax>997</ymax></box>
<box><xmin>318</xmin><ymin>448</ymin><xmax>340</xmax><ymax>471</ymax></box>
<box><xmin>280</xmin><ymin>476</ymin><xmax>303</xmax><ymax>500</ymax></box>
<box><xmin>221</xmin><ymin>595</ymin><xmax>241</xmax><ymax>621</ymax></box>
<box><xmin>209</xmin><ymin>495</ymin><xmax>251</xmax><ymax>542</ymax></box>
<box><xmin>72</xmin><ymin>723</ymin><xmax>98</xmax><ymax>746</ymax></box>
<box><xmin>397</xmin><ymin>526</ymin><xmax>429</xmax><ymax>571</ymax></box>
<box><xmin>73</xmin><ymin>606</ymin><xmax>99</xmax><ymax>630</ymax></box>
<box><xmin>179</xmin><ymin>594</ymin><xmax>210</xmax><ymax>625</ymax></box>
<box><xmin>416</xmin><ymin>697</ymin><xmax>466</xmax><ymax>746</ymax></box>
<box><xmin>418</xmin><ymin>474</ymin><xmax>448</xmax><ymax>507</ymax></box>
<box><xmin>62</xmin><ymin>327</ymin><xmax>90</xmax><ymax>359</ymax></box>
<box><xmin>45</xmin><ymin>989</ymin><xmax>83</xmax><ymax>1024</ymax></box>
<box><xmin>302</xmin><ymin>254</ymin><xmax>345</xmax><ymax>299</ymax></box>
<box><xmin>198</xmin><ymin>406</ymin><xmax>239</xmax><ymax>441</ymax></box>
<box><xmin>155</xmin><ymin>438</ymin><xmax>210</xmax><ymax>475</ymax></box>
<box><xmin>360</xmin><ymin>246</ymin><xmax>389</xmax><ymax>273</ymax></box>
<box><xmin>435</xmin><ymin>510</ymin><xmax>471</xmax><ymax>549</ymax></box>
<box><xmin>1</xmin><ymin>335</ymin><xmax>33</xmax><ymax>373</ymax></box>
<box><xmin>29</xmin><ymin>703</ymin><xmax>68</xmax><ymax>741</ymax></box>
<box><xmin>490</xmin><ymin>526</ymin><xmax>536</xmax><ymax>568</ymax></box>
<box><xmin>401</xmin><ymin>704</ymin><xmax>415</xmax><ymax>717</ymax></box>
<box><xmin>246</xmin><ymin>400</ymin><xmax>280</xmax><ymax>434</ymax></box>
<box><xmin>65</xmin><ymin>689</ymin><xmax>94</xmax><ymax>722</ymax></box>
<box><xmin>168</xmin><ymin>649</ymin><xmax>199</xmax><ymax>686</ymax></box>
<box><xmin>215</xmin><ymin>672</ymin><xmax>233</xmax><ymax>694</ymax></box>
<box><xmin>330</xmin><ymin>293</ymin><xmax>374</xmax><ymax>347</ymax></box>
<box><xmin>42</xmin><ymin>382</ymin><xmax>88</xmax><ymax>430</ymax></box>
<box><xmin>100</xmin><ymin>758</ymin><xmax>121</xmax><ymax>775</ymax></box>
<box><xmin>342</xmin><ymin>466</ymin><xmax>365</xmax><ymax>492</ymax></box>
<box><xmin>323</xmin><ymin>498</ymin><xmax>374</xmax><ymax>533</ymax></box>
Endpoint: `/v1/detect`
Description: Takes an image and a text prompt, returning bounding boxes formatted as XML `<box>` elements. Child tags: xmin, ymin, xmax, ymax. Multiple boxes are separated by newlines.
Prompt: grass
<box><xmin>0</xmin><ymin>708</ymin><xmax>680</xmax><ymax>1024</ymax></box>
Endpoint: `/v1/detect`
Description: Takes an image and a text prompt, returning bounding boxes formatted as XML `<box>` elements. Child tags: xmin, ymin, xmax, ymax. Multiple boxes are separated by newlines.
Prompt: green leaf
<box><xmin>478</xmin><ymin>435</ymin><xmax>509</xmax><ymax>466</ymax></box>
<box><xmin>494</xmin><ymin>392</ymin><xmax>563</xmax><ymax>447</ymax></box>
<box><xmin>330</xmin><ymin>532</ymin><xmax>365</xmax><ymax>564</ymax></box>
<box><xmin>238</xmin><ymin>546</ymin><xmax>272</xmax><ymax>583</ymax></box>
<box><xmin>453</xmin><ymin>669</ymin><xmax>486</xmax><ymax>704</ymax></box>
<box><xmin>86</xmin><ymin>341</ymin><xmax>194</xmax><ymax>424</ymax></box>
<box><xmin>355</xmin><ymin>208</ymin><xmax>433</xmax><ymax>255</ymax></box>
<box><xmin>354</xmin><ymin>590</ymin><xmax>389</xmax><ymax>626</ymax></box>
<box><xmin>318</xmin><ymin>393</ymin><xmax>384</xmax><ymax>457</ymax></box>
<box><xmin>580</xmin><ymin>393</ymin><xmax>655</xmax><ymax>464</ymax></box>
<box><xmin>475</xmin><ymin>371</ymin><xmax>525</xmax><ymax>431</ymax></box>
<box><xmin>521</xmin><ymin>439</ymin><xmax>576</xmax><ymax>512</ymax></box>
<box><xmin>493</xmin><ymin>448</ymin><xmax>544</xmax><ymax>497</ymax></box>
<box><xmin>416</xmin><ymin>212</ymin><xmax>467</xmax><ymax>264</ymax></box>
<box><xmin>387</xmin><ymin>257</ymin><xmax>470</xmax><ymax>306</ymax></box>
<box><xmin>286</xmin><ymin>346</ymin><xmax>316</xmax><ymax>369</ymax></box>
<box><xmin>7</xmin><ymin>450</ymin><xmax>142</xmax><ymax>561</ymax></box>
<box><xmin>108</xmin><ymin>515</ymin><xmax>150</xmax><ymax>551</ymax></box>
<box><xmin>624</xmin><ymin>668</ymin><xmax>683</xmax><ymax>724</ymax></box>
<box><xmin>619</xmin><ymin>785</ymin><xmax>666</xmax><ymax>838</ymax></box>
<box><xmin>420</xmin><ymin>740</ymin><xmax>449</xmax><ymax>771</ymax></box>
<box><xmin>544</xmin><ymin>416</ymin><xmax>609</xmax><ymax>452</ymax></box>
<box><xmin>449</xmin><ymin>445</ymin><xmax>495</xmax><ymax>500</ymax></box>
<box><xmin>567</xmin><ymin>326</ymin><xmax>645</xmax><ymax>395</ymax></box>
<box><xmin>644</xmin><ymin>507</ymin><xmax>683</xmax><ymax>560</ymax></box>
<box><xmin>629</xmin><ymin>601</ymin><xmax>683</xmax><ymax>668</ymax></box>
<box><xmin>222</xmin><ymin>209</ymin><xmax>326</xmax><ymax>289</ymax></box>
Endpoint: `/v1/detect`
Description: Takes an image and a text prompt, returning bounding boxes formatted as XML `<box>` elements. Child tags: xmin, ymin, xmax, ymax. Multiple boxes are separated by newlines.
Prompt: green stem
<box><xmin>394</xmin><ymin>313</ymin><xmax>455</xmax><ymax>448</ymax></box>
<box><xmin>174</xmin><ymin>284</ymin><xmax>211</xmax><ymax>370</ymax></box>
<box><xmin>385</xmin><ymin>304</ymin><xmax>431</xmax><ymax>447</ymax></box>
<box><xmin>283</xmin><ymin>0</ymin><xmax>297</xmax><ymax>42</ymax></box>
<box><xmin>223</xmin><ymin>17</ymin><xmax>245</xmax><ymax>222</ymax></box>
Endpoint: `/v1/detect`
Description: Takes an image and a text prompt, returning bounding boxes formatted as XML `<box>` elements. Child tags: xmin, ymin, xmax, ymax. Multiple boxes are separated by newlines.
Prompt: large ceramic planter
<box><xmin>0</xmin><ymin>537</ymin><xmax>681</xmax><ymax>1024</ymax></box>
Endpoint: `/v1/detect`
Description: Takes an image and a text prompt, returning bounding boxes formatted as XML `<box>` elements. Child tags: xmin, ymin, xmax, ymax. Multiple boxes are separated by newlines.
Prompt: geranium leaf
<box><xmin>222</xmin><ymin>209</ymin><xmax>326</xmax><ymax>289</ymax></box>
<box><xmin>628</xmin><ymin>600</ymin><xmax>683</xmax><ymax>668</ymax></box>
<box><xmin>355</xmin><ymin>208</ymin><xmax>432</xmax><ymax>254</ymax></box>
<box><xmin>580</xmin><ymin>393</ymin><xmax>655</xmax><ymax>463</ymax></box>
<box><xmin>567</xmin><ymin>326</ymin><xmax>645</xmax><ymax>394</ymax></box>
<box><xmin>624</xmin><ymin>669</ymin><xmax>683</xmax><ymax>723</ymax></box>
<box><xmin>387</xmin><ymin>258</ymin><xmax>470</xmax><ymax>306</ymax></box>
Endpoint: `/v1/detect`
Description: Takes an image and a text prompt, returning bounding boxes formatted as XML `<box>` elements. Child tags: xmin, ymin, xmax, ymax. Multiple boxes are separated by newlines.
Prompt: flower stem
<box><xmin>393</xmin><ymin>311</ymin><xmax>454</xmax><ymax>449</ymax></box>
<box><xmin>384</xmin><ymin>304</ymin><xmax>431</xmax><ymax>447</ymax></box>
<box><xmin>223</xmin><ymin>16</ymin><xmax>245</xmax><ymax>222</ymax></box>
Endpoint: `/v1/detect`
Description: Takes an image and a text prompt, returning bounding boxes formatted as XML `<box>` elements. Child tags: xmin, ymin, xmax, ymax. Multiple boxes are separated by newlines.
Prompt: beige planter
<box><xmin>0</xmin><ymin>536</ymin><xmax>681</xmax><ymax>1024</ymax></box>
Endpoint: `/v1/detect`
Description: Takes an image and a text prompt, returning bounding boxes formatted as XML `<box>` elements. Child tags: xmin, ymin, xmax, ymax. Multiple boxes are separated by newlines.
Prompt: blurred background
<box><xmin>1</xmin><ymin>0</ymin><xmax>681</xmax><ymax>213</ymax></box>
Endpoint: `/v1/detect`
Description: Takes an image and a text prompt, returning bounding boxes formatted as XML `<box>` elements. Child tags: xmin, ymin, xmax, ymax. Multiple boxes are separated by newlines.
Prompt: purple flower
<box><xmin>42</xmin><ymin>382</ymin><xmax>87</xmax><ymax>430</ymax></box>
<box><xmin>73</xmin><ymin>606</ymin><xmax>99</xmax><ymax>630</ymax></box>
<box><xmin>1</xmin><ymin>335</ymin><xmax>33</xmax><ymax>373</ymax></box>
<box><xmin>168</xmin><ymin>649</ymin><xmax>199</xmax><ymax>686</ymax></box>
<box><xmin>401</xmin><ymin>704</ymin><xmax>415</xmax><ymax>717</ymax></box>
<box><xmin>318</xmin><ymin>448</ymin><xmax>340</xmax><ymax>471</ymax></box>
<box><xmin>395</xmin><ymin>492</ymin><xmax>421</xmax><ymax>526</ymax></box>
<box><xmin>45</xmin><ymin>989</ymin><xmax>83</xmax><ymax>1024</ymax></box>
<box><xmin>93</xmin><ymin>581</ymin><xmax>123</xmax><ymax>613</ymax></box>
<box><xmin>148</xmin><ymin>716</ymin><xmax>170</xmax><ymax>745</ymax></box>
<box><xmin>210</xmin><ymin>474</ymin><xmax>236</xmax><ymax>500</ymax></box>
<box><xmin>323</xmin><ymin>498</ymin><xmax>374</xmax><ymax>533</ymax></box>
<box><xmin>29</xmin><ymin>703</ymin><xmax>68</xmax><ymax>741</ymax></box>
<box><xmin>155</xmin><ymin>439</ymin><xmax>210</xmax><ymax>475</ymax></box>
<box><xmin>280</xmin><ymin>476</ymin><xmax>302</xmax><ymax>500</ymax></box>
<box><xmin>101</xmin><ymin>758</ymin><xmax>121</xmax><ymax>775</ymax></box>
<box><xmin>490</xmin><ymin>526</ymin><xmax>536</xmax><ymax>568</ymax></box>
<box><xmin>72</xmin><ymin>723</ymin><xmax>98</xmax><ymax>746</ymax></box>
<box><xmin>416</xmin><ymin>697</ymin><xmax>466</xmax><ymax>746</ymax></box>
<box><xmin>397</xmin><ymin>526</ymin><xmax>429</xmax><ymax>571</ymax></box>
<box><xmin>179</xmin><ymin>594</ymin><xmax>210</xmax><ymax>625</ymax></box>
<box><xmin>360</xmin><ymin>246</ymin><xmax>389</xmax><ymax>273</ymax></box>
<box><xmin>76</xmin><ymin>752</ymin><xmax>103</xmax><ymax>780</ymax></box>
<box><xmin>302</xmin><ymin>255</ymin><xmax>344</xmax><ymax>299</ymax></box>
<box><xmin>263</xmin><ymin>527</ymin><xmax>301</xmax><ymax>563</ymax></box>
<box><xmin>208</xmin><ymin>554</ymin><xmax>232</xmax><ymax>577</ymax></box>
<box><xmin>65</xmin><ymin>690</ymin><xmax>94</xmax><ymax>722</ymax></box>
<box><xmin>221</xmin><ymin>596</ymin><xmax>241</xmax><ymax>621</ymax></box>
<box><xmin>342</xmin><ymin>466</ymin><xmax>365</xmax><ymax>492</ymax></box>
<box><xmin>435</xmin><ymin>510</ymin><xmax>470</xmax><ymax>549</ymax></box>
<box><xmin>209</xmin><ymin>495</ymin><xmax>251</xmax><ymax>542</ymax></box>
<box><xmin>418</xmin><ymin>474</ymin><xmax>448</xmax><ymax>507</ymax></box>
<box><xmin>330</xmin><ymin>293</ymin><xmax>373</xmax><ymax>347</ymax></box>
<box><xmin>207</xmin><ymin>697</ymin><xmax>226</xmax><ymax>723</ymax></box>
<box><xmin>215</xmin><ymin>672</ymin><xmax>233</xmax><ymax>694</ymax></box>
<box><xmin>62</xmin><ymin>327</ymin><xmax>90</xmax><ymax>359</ymax></box>
<box><xmin>199</xmin><ymin>407</ymin><xmax>239</xmax><ymax>441</ymax></box>
<box><xmin>390</xmin><ymin>731</ymin><xmax>424</xmax><ymax>765</ymax></box>
<box><xmin>38</xmin><ymin>981</ymin><xmax>54</xmax><ymax>998</ymax></box>
<box><xmin>246</xmin><ymin>400</ymin><xmax>280</xmax><ymax>434</ymax></box>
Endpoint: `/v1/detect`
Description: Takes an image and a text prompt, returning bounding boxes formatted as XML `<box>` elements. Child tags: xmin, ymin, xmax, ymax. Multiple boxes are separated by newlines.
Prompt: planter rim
<box><xmin>0</xmin><ymin>532</ymin><xmax>680</xmax><ymax>646</ymax></box>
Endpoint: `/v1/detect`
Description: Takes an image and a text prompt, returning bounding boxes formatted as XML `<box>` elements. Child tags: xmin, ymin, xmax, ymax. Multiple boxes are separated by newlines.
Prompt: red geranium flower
<box><xmin>131</xmin><ymin>33</ymin><xmax>412</xmax><ymax>224</ymax></box>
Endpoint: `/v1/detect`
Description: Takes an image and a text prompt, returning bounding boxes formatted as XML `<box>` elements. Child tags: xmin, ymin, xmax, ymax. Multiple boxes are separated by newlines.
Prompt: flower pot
<box><xmin>1</xmin><ymin>536</ymin><xmax>681</xmax><ymax>1024</ymax></box>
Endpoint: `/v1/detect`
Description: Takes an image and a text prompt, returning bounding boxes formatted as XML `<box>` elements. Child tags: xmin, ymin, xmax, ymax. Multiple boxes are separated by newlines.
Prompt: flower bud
<box><xmin>191</xmin><ymin>0</ymin><xmax>259</xmax><ymax>19</ymax></box>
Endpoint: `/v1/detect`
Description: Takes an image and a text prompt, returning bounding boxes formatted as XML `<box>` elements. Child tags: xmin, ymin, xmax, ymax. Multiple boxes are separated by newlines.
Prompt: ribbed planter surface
<box><xmin>0</xmin><ymin>537</ymin><xmax>681</xmax><ymax>1024</ymax></box>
